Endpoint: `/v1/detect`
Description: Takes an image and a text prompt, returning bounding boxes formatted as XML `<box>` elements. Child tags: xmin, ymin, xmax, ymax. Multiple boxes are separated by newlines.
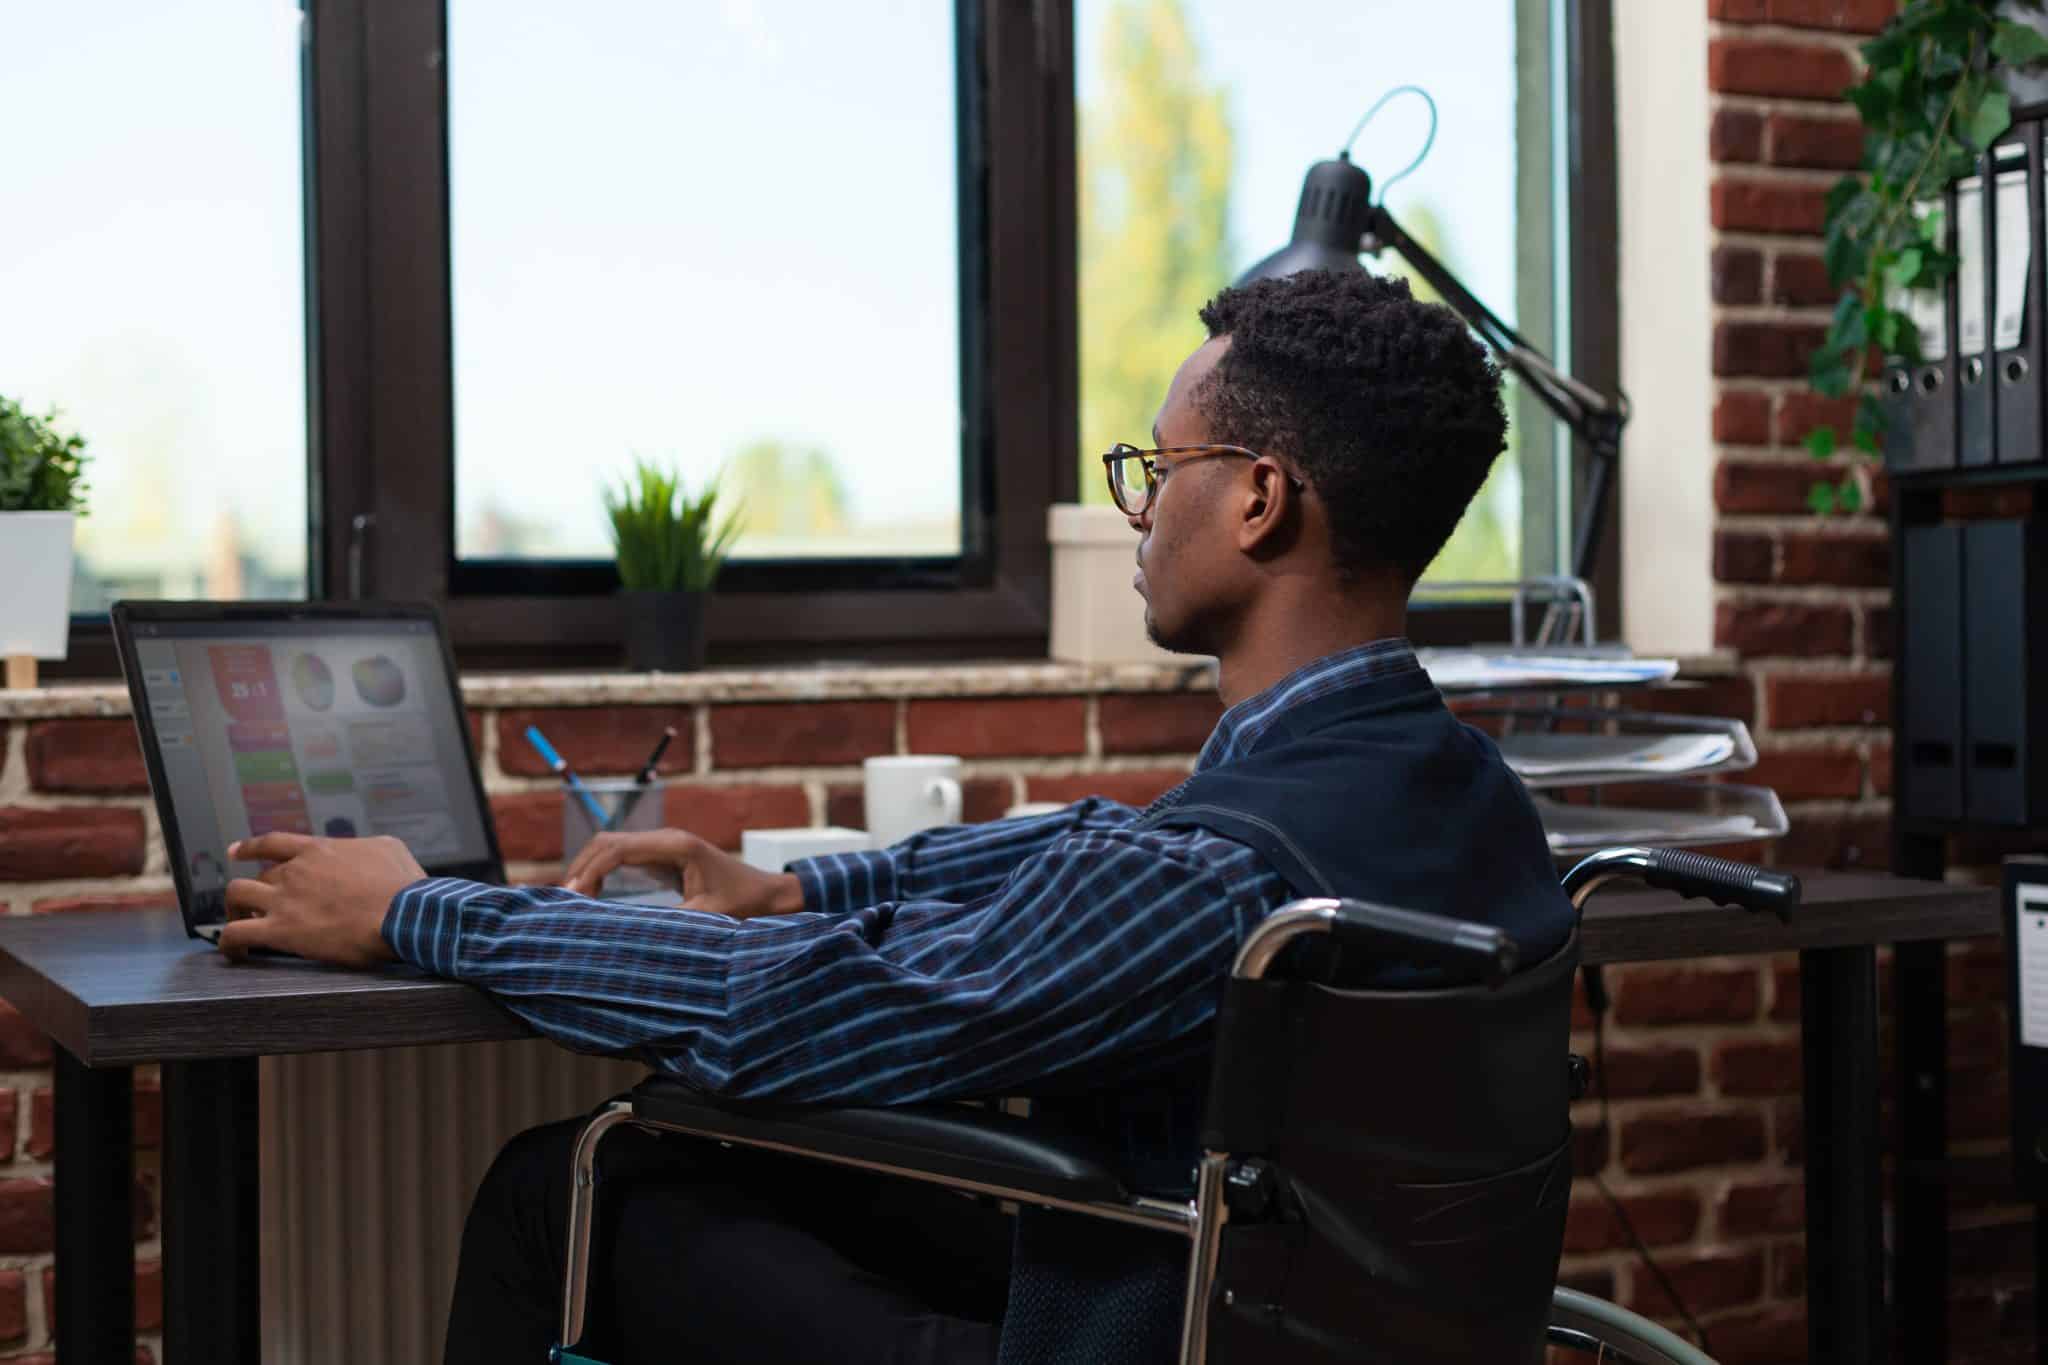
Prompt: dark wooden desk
<box><xmin>0</xmin><ymin>875</ymin><xmax>2000</xmax><ymax>1365</ymax></box>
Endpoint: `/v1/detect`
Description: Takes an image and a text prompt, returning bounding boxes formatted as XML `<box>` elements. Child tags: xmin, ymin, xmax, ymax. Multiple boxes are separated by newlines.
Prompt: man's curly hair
<box><xmin>1196</xmin><ymin>269</ymin><xmax>1507</xmax><ymax>583</ymax></box>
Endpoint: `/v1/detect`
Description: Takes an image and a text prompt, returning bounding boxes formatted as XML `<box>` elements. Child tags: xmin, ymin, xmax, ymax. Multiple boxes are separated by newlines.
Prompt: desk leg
<box><xmin>163</xmin><ymin>1059</ymin><xmax>259</xmax><ymax>1364</ymax></box>
<box><xmin>1801</xmin><ymin>944</ymin><xmax>1884</xmax><ymax>1364</ymax></box>
<box><xmin>1895</xmin><ymin>937</ymin><xmax>1949</xmax><ymax>1361</ymax></box>
<box><xmin>54</xmin><ymin>1047</ymin><xmax>134</xmax><ymax>1365</ymax></box>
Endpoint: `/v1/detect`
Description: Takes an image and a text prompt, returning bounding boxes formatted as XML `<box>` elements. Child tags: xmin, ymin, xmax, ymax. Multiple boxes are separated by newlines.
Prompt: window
<box><xmin>0</xmin><ymin>2</ymin><xmax>310</xmax><ymax>611</ymax></box>
<box><xmin>1073</xmin><ymin>0</ymin><xmax>1582</xmax><ymax>589</ymax></box>
<box><xmin>445</xmin><ymin>1</ymin><xmax>967</xmax><ymax>572</ymax></box>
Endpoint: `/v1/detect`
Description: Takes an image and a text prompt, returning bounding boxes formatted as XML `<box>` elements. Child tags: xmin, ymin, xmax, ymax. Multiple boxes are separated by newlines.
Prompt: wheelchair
<box><xmin>551</xmin><ymin>845</ymin><xmax>1796</xmax><ymax>1365</ymax></box>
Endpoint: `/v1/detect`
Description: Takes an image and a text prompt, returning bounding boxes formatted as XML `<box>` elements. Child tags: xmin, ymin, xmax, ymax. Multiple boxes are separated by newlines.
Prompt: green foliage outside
<box><xmin>723</xmin><ymin>439</ymin><xmax>851</xmax><ymax>539</ymax></box>
<box><xmin>0</xmin><ymin>397</ymin><xmax>89</xmax><ymax>513</ymax></box>
<box><xmin>1074</xmin><ymin>0</ymin><xmax>1514</xmax><ymax>580</ymax></box>
<box><xmin>602</xmin><ymin>459</ymin><xmax>741</xmax><ymax>592</ymax></box>
<box><xmin>1808</xmin><ymin>0</ymin><xmax>2048</xmax><ymax>513</ymax></box>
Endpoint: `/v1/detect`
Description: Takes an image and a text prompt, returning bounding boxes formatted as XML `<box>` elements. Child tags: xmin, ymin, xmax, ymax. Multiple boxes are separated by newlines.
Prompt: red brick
<box><xmin>1624</xmin><ymin>1246</ymin><xmax>1767</xmax><ymax>1317</ymax></box>
<box><xmin>1596</xmin><ymin>1044</ymin><xmax>1703</xmax><ymax>1099</ymax></box>
<box><xmin>1771</xmin><ymin>958</ymin><xmax>1801</xmax><ymax>1021</ymax></box>
<box><xmin>827</xmin><ymin>777</ymin><xmax>1013</xmax><ymax>829</ymax></box>
<box><xmin>1951</xmin><ymin>1069</ymin><xmax>2009</xmax><ymax>1144</ymax></box>
<box><xmin>26</xmin><ymin>1090</ymin><xmax>47</xmax><ymax>1160</ymax></box>
<box><xmin>1950</xmin><ymin>940</ymin><xmax>2007</xmax><ymax>1002</ymax></box>
<box><xmin>1952</xmin><ymin>1216</ymin><xmax>2032</xmax><ymax>1278</ymax></box>
<box><xmin>1865</xmin><ymin>604</ymin><xmax>1892</xmax><ymax>660</ymax></box>
<box><xmin>709</xmin><ymin>702</ymin><xmax>895</xmax><ymax>769</ymax></box>
<box><xmin>1711</xmin><ymin>109</ymin><xmax>1765</xmax><ymax>163</ymax></box>
<box><xmin>1765</xmin><ymin>112</ymin><xmax>1864</xmax><ymax>169</ymax></box>
<box><xmin>0</xmin><ymin>1269</ymin><xmax>21</xmax><ymax>1344</ymax></box>
<box><xmin>906</xmin><ymin>698</ymin><xmax>1086</xmax><ymax>759</ymax></box>
<box><xmin>490</xmin><ymin>791</ymin><xmax>564</xmax><ymax>863</ymax></box>
<box><xmin>31</xmin><ymin>890</ymin><xmax>177</xmax><ymax>915</ymax></box>
<box><xmin>135</xmin><ymin>1260</ymin><xmax>162</xmax><ymax>1332</ymax></box>
<box><xmin>662</xmin><ymin>783</ymin><xmax>810</xmax><ymax>851</ymax></box>
<box><xmin>1766</xmin><ymin>0</ymin><xmax>1895</xmax><ymax>32</ymax></box>
<box><xmin>1712</xmin><ymin>179</ymin><xmax>1829</xmax><ymax>234</ymax></box>
<box><xmin>1613</xmin><ymin>964</ymin><xmax>1761</xmax><ymax>1026</ymax></box>
<box><xmin>1713</xmin><ymin>1037</ymin><xmax>1804</xmax><ymax>1095</ymax></box>
<box><xmin>1773</xmin><ymin>391</ymin><xmax>1859</xmax><ymax>445</ymax></box>
<box><xmin>0</xmin><ymin>1180</ymin><xmax>52</xmax><ymax>1254</ymax></box>
<box><xmin>1778</xmin><ymin>531</ymin><xmax>1889</xmax><ymax>586</ymax></box>
<box><xmin>1621</xmin><ymin>1109</ymin><xmax>1770</xmax><ymax>1174</ymax></box>
<box><xmin>467</xmin><ymin>710</ymin><xmax>483</xmax><ymax>755</ymax></box>
<box><xmin>1710</xmin><ymin>0</ymin><xmax>1769</xmax><ymax>18</ymax></box>
<box><xmin>1709</xmin><ymin>38</ymin><xmax>1856</xmax><ymax>100</ymax></box>
<box><xmin>1763</xmin><ymin>672</ymin><xmax>1889</xmax><ymax>728</ymax></box>
<box><xmin>1869</xmin><ymin>740</ymin><xmax>1891</xmax><ymax>795</ymax></box>
<box><xmin>1715</xmin><ymin>530</ymin><xmax>1775</xmax><ymax>585</ymax></box>
<box><xmin>1772</xmin><ymin>1240</ymin><xmax>1807</xmax><ymax>1298</ymax></box>
<box><xmin>1098</xmin><ymin>693</ymin><xmax>1226</xmax><ymax>756</ymax></box>
<box><xmin>1943</xmin><ymin>485</ymin><xmax>2036</xmax><ymax>521</ymax></box>
<box><xmin>1950</xmin><ymin>1009</ymin><xmax>2005</xmax><ymax>1071</ymax></box>
<box><xmin>1556</xmin><ymin>1265</ymin><xmax>1617</xmax><ymax>1302</ymax></box>
<box><xmin>1573</xmin><ymin>1121</ymin><xmax>1610</xmax><ymax>1176</ymax></box>
<box><xmin>0</xmin><ymin>1092</ymin><xmax>15</xmax><ymax>1163</ymax></box>
<box><xmin>1714</xmin><ymin>391</ymin><xmax>1771</xmax><ymax>445</ymax></box>
<box><xmin>1770</xmin><ymin>250</ymin><xmax>1837</xmax><ymax>306</ymax></box>
<box><xmin>1713</xmin><ymin>320</ymin><xmax>1830</xmax><ymax>378</ymax></box>
<box><xmin>134</xmin><ymin>1078</ymin><xmax>161</xmax><ymax>1149</ymax></box>
<box><xmin>1775</xmin><ymin>1096</ymin><xmax>1804</xmax><ymax>1163</ymax></box>
<box><xmin>0</xmin><ymin>806</ymin><xmax>146</xmax><ymax>881</ymax></box>
<box><xmin>1772</xmin><ymin>811</ymin><xmax>1889</xmax><ymax>871</ymax></box>
<box><xmin>1741</xmin><ymin>747</ymin><xmax>1864</xmax><ymax>801</ymax></box>
<box><xmin>1720</xmin><ymin>1177</ymin><xmax>1807</xmax><ymax>1237</ymax></box>
<box><xmin>1708</xmin><ymin>1304</ymin><xmax>1809</xmax><ymax>1362</ymax></box>
<box><xmin>1715</xmin><ymin>601</ymin><xmax>1855</xmax><ymax>657</ymax></box>
<box><xmin>1026</xmin><ymin>769</ymin><xmax>1188</xmax><ymax>808</ymax></box>
<box><xmin>0</xmin><ymin>1004</ymin><xmax>49</xmax><ymax>1069</ymax></box>
<box><xmin>1716</xmin><ymin>460</ymin><xmax>1827</xmax><ymax>514</ymax></box>
<box><xmin>1564</xmin><ymin>1188</ymin><xmax>1700</xmax><ymax>1252</ymax></box>
<box><xmin>24</xmin><ymin>718</ymin><xmax>149</xmax><ymax>794</ymax></box>
<box><xmin>1642</xmin><ymin>676</ymin><xmax>1758</xmax><ymax>725</ymax></box>
<box><xmin>494</xmin><ymin>707</ymin><xmax>695</xmax><ymax>778</ymax></box>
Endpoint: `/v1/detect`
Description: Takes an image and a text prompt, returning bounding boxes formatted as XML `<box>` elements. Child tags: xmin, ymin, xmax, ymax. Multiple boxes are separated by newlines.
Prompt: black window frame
<box><xmin>46</xmin><ymin>0</ymin><xmax>1615</xmax><ymax>676</ymax></box>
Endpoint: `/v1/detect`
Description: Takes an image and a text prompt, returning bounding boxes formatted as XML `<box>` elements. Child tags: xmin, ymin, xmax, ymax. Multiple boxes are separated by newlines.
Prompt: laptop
<box><xmin>112</xmin><ymin>600</ymin><xmax>515</xmax><ymax>945</ymax></box>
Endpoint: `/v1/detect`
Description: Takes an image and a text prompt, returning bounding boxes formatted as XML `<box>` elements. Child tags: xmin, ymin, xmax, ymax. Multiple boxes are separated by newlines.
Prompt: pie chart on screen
<box><xmin>352</xmin><ymin>655</ymin><xmax>408</xmax><ymax>708</ymax></box>
<box><xmin>290</xmin><ymin>653</ymin><xmax>335</xmax><ymax>712</ymax></box>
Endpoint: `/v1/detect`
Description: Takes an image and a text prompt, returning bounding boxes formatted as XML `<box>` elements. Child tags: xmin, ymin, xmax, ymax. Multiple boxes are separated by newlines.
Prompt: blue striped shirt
<box><xmin>382</xmin><ymin>639</ymin><xmax>1422</xmax><ymax>1104</ymax></box>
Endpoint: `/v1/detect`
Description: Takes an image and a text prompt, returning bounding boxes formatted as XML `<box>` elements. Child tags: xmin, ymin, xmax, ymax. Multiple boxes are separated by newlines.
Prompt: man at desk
<box><xmin>222</xmin><ymin>268</ymin><xmax>1574</xmax><ymax>1365</ymax></box>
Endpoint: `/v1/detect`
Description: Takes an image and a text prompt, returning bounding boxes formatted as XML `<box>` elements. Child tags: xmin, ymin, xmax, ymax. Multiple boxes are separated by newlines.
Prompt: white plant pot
<box><xmin>1048</xmin><ymin>503</ymin><xmax>1181</xmax><ymax>664</ymax></box>
<box><xmin>0</xmin><ymin>511</ymin><xmax>77</xmax><ymax>660</ymax></box>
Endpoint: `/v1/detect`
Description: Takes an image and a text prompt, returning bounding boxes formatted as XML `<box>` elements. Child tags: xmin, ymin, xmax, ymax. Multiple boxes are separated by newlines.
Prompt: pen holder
<box><xmin>561</xmin><ymin>778</ymin><xmax>671</xmax><ymax>896</ymax></box>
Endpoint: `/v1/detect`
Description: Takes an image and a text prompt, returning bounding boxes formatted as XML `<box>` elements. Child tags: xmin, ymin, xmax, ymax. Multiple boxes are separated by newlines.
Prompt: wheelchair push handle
<box><xmin>1235</xmin><ymin>898</ymin><xmax>1518</xmax><ymax>987</ymax></box>
<box><xmin>1564</xmin><ymin>846</ymin><xmax>1799</xmax><ymax>923</ymax></box>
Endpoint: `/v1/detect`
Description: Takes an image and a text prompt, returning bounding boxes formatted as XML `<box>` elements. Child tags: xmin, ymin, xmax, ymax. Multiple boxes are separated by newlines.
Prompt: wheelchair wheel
<box><xmin>1546</xmin><ymin>1287</ymin><xmax>1719</xmax><ymax>1364</ymax></box>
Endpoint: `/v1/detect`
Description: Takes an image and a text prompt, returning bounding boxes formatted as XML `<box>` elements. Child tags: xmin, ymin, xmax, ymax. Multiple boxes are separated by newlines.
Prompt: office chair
<box><xmin>552</xmin><ymin>846</ymin><xmax>1795</xmax><ymax>1364</ymax></box>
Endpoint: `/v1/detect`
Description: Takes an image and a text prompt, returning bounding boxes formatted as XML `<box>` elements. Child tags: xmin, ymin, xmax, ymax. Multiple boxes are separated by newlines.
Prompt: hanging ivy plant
<box><xmin>1807</xmin><ymin>0</ymin><xmax>2048</xmax><ymax>513</ymax></box>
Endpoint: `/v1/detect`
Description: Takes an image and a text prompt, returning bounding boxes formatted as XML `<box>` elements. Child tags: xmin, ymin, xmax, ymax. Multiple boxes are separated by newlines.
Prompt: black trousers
<box><xmin>444</xmin><ymin>1114</ymin><xmax>1015</xmax><ymax>1365</ymax></box>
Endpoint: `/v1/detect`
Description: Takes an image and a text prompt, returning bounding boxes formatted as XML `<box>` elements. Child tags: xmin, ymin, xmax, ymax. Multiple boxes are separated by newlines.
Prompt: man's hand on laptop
<box><xmin>562</xmin><ymin>830</ymin><xmax>805</xmax><ymax>920</ymax></box>
<box><xmin>217</xmin><ymin>833</ymin><xmax>425</xmax><ymax>965</ymax></box>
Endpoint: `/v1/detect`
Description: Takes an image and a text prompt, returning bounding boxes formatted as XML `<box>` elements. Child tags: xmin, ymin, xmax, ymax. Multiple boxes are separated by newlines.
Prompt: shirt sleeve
<box><xmin>789</xmin><ymin>797</ymin><xmax>1140</xmax><ymax>916</ymax></box>
<box><xmin>381</xmin><ymin>821</ymin><xmax>1277</xmax><ymax>1105</ymax></box>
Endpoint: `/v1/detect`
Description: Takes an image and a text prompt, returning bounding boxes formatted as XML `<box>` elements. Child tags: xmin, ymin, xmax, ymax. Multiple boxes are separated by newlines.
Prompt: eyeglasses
<box><xmin>1100</xmin><ymin>443</ymin><xmax>1303</xmax><ymax>517</ymax></box>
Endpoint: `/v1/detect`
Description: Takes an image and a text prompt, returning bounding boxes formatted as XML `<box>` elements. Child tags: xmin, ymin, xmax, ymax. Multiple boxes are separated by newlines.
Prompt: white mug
<box><xmin>863</xmin><ymin>755</ymin><xmax>964</xmax><ymax>846</ymax></box>
<box><xmin>740</xmin><ymin>826</ymin><xmax>874</xmax><ymax>873</ymax></box>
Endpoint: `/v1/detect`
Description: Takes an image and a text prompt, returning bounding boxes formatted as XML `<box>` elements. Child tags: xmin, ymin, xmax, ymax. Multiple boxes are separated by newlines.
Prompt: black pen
<box><xmin>608</xmin><ymin>725</ymin><xmax>679</xmax><ymax>830</ymax></box>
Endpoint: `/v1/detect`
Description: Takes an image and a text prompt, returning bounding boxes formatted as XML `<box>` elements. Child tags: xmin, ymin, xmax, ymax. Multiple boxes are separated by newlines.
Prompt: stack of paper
<box><xmin>1496</xmin><ymin>731</ymin><xmax>1738</xmax><ymax>783</ymax></box>
<box><xmin>1420</xmin><ymin>651</ymin><xmax>1680</xmax><ymax>694</ymax></box>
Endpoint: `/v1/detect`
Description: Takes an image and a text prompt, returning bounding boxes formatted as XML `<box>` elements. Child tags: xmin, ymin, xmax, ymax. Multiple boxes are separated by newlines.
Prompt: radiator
<box><xmin>258</xmin><ymin>1041</ymin><xmax>646</xmax><ymax>1364</ymax></box>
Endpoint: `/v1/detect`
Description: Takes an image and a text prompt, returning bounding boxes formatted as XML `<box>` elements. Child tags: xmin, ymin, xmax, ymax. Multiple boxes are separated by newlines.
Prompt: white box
<box><xmin>1047</xmin><ymin>503</ymin><xmax>1180</xmax><ymax>664</ymax></box>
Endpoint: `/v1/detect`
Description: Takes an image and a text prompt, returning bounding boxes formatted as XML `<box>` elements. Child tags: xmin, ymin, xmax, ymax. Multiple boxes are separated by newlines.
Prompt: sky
<box><xmin>1</xmin><ymin>0</ymin><xmax>1534</xmax><ymax>577</ymax></box>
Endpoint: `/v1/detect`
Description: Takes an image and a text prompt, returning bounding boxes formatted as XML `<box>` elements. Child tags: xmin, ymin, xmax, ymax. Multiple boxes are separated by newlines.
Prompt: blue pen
<box><xmin>524</xmin><ymin>726</ymin><xmax>611</xmax><ymax>829</ymax></box>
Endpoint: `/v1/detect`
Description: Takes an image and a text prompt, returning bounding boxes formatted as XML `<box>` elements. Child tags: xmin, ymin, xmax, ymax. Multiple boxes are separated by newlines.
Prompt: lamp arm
<box><xmin>1364</xmin><ymin>200</ymin><xmax>1628</xmax><ymax>584</ymax></box>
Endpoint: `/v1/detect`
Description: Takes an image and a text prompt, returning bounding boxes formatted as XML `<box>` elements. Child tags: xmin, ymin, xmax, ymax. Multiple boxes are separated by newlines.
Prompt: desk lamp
<box><xmin>1236</xmin><ymin>94</ymin><xmax>1629</xmax><ymax>587</ymax></box>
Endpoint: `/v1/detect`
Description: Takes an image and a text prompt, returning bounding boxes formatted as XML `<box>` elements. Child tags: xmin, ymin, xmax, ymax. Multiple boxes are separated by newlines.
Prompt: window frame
<box><xmin>45</xmin><ymin>0</ymin><xmax>1614</xmax><ymax>675</ymax></box>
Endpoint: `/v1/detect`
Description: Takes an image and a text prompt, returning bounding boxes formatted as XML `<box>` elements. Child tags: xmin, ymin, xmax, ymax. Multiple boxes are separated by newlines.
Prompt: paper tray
<box><xmin>1532</xmin><ymin>783</ymin><xmax>1789</xmax><ymax>854</ymax></box>
<box><xmin>1480</xmin><ymin>709</ymin><xmax>1757</xmax><ymax>788</ymax></box>
<box><xmin>1419</xmin><ymin>648</ymin><xmax>1680</xmax><ymax>696</ymax></box>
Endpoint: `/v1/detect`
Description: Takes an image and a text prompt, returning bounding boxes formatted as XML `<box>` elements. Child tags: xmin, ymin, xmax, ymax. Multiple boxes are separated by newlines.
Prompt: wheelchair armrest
<box><xmin>630</xmin><ymin>1077</ymin><xmax>1133</xmax><ymax>1206</ymax></box>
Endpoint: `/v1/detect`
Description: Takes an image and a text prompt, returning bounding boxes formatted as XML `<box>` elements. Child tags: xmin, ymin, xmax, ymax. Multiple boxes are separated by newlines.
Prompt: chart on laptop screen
<box><xmin>128</xmin><ymin>620</ymin><xmax>492</xmax><ymax>917</ymax></box>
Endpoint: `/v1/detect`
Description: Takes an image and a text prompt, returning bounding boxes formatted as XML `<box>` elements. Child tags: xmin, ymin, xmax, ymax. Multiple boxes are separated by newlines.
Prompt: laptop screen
<box><xmin>119</xmin><ymin>610</ymin><xmax>498</xmax><ymax>929</ymax></box>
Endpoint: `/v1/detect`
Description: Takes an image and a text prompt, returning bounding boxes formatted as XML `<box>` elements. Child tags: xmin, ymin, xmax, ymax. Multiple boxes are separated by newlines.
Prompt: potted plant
<box><xmin>0</xmin><ymin>398</ymin><xmax>89</xmax><ymax>689</ymax></box>
<box><xmin>603</xmin><ymin>459</ymin><xmax>741</xmax><ymax>672</ymax></box>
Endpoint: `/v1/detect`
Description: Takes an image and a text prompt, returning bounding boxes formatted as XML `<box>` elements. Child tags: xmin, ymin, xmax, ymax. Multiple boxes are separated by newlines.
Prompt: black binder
<box><xmin>1959</xmin><ymin>167</ymin><xmax>1995</xmax><ymax>467</ymax></box>
<box><xmin>1903</xmin><ymin>523</ymin><xmax>1965</xmax><ymax>820</ymax></box>
<box><xmin>1885</xmin><ymin>186</ymin><xmax>1958</xmax><ymax>472</ymax></box>
<box><xmin>2004</xmin><ymin>858</ymin><xmax>2048</xmax><ymax>1200</ymax></box>
<box><xmin>1963</xmin><ymin>519</ymin><xmax>2048</xmax><ymax>824</ymax></box>
<box><xmin>1991</xmin><ymin>139</ymin><xmax>2039</xmax><ymax>466</ymax></box>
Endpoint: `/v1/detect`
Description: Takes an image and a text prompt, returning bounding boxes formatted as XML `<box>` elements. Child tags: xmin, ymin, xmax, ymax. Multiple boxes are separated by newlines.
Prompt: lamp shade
<box><xmin>1234</xmin><ymin>155</ymin><xmax>1376</xmax><ymax>286</ymax></box>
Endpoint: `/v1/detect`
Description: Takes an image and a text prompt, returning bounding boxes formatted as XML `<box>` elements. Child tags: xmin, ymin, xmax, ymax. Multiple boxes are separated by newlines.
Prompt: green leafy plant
<box><xmin>602</xmin><ymin>459</ymin><xmax>742</xmax><ymax>592</ymax></box>
<box><xmin>1808</xmin><ymin>0</ymin><xmax>2048</xmax><ymax>513</ymax></box>
<box><xmin>0</xmin><ymin>397</ymin><xmax>89</xmax><ymax>513</ymax></box>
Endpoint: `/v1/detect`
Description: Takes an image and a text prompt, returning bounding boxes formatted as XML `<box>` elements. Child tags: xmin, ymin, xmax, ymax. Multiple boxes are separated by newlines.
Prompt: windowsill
<box><xmin>0</xmin><ymin>650</ymin><xmax>1742</xmax><ymax>721</ymax></box>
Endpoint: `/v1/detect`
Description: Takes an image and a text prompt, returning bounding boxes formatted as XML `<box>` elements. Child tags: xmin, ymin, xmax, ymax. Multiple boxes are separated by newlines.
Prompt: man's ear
<box><xmin>1236</xmin><ymin>459</ymin><xmax>1301</xmax><ymax>559</ymax></box>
